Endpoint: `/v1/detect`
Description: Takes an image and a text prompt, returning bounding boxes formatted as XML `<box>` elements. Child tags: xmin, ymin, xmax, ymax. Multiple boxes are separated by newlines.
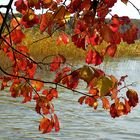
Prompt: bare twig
<box><xmin>0</xmin><ymin>65</ymin><xmax>92</xmax><ymax>97</ymax></box>
<box><xmin>0</xmin><ymin>0</ymin><xmax>14</xmax><ymax>36</ymax></box>
<box><xmin>128</xmin><ymin>0</ymin><xmax>140</xmax><ymax>15</ymax></box>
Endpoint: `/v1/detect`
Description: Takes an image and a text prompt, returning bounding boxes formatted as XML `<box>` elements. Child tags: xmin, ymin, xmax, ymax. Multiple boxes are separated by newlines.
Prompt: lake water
<box><xmin>0</xmin><ymin>58</ymin><xmax>140</xmax><ymax>140</ymax></box>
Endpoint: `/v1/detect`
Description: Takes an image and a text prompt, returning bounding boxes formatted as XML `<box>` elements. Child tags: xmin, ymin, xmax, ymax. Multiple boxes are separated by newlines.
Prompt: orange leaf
<box><xmin>54</xmin><ymin>6</ymin><xmax>66</xmax><ymax>21</ymax></box>
<box><xmin>116</xmin><ymin>102</ymin><xmax>126</xmax><ymax>116</ymax></box>
<box><xmin>85</xmin><ymin>97</ymin><xmax>97</xmax><ymax>108</ymax></box>
<box><xmin>39</xmin><ymin>118</ymin><xmax>52</xmax><ymax>133</ymax></box>
<box><xmin>78</xmin><ymin>96</ymin><xmax>86</xmax><ymax>105</ymax></box>
<box><xmin>0</xmin><ymin>14</ymin><xmax>3</xmax><ymax>25</ymax></box>
<box><xmin>31</xmin><ymin>80</ymin><xmax>44</xmax><ymax>91</ymax></box>
<box><xmin>40</xmin><ymin>12</ymin><xmax>53</xmax><ymax>32</ymax></box>
<box><xmin>124</xmin><ymin>98</ymin><xmax>131</xmax><ymax>114</ymax></box>
<box><xmin>89</xmin><ymin>88</ymin><xmax>98</xmax><ymax>96</ymax></box>
<box><xmin>54</xmin><ymin>114</ymin><xmax>60</xmax><ymax>132</ymax></box>
<box><xmin>101</xmin><ymin>97</ymin><xmax>110</xmax><ymax>109</ymax></box>
<box><xmin>93</xmin><ymin>101</ymin><xmax>98</xmax><ymax>110</ymax></box>
<box><xmin>111</xmin><ymin>88</ymin><xmax>118</xmax><ymax>100</ymax></box>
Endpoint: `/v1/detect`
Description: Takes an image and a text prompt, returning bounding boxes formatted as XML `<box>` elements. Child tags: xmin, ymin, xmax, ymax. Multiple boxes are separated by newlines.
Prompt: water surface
<box><xmin>0</xmin><ymin>58</ymin><xmax>140</xmax><ymax>140</ymax></box>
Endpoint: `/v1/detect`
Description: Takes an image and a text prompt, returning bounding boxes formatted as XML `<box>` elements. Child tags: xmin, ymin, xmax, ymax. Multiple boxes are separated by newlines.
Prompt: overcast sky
<box><xmin>0</xmin><ymin>0</ymin><xmax>140</xmax><ymax>19</ymax></box>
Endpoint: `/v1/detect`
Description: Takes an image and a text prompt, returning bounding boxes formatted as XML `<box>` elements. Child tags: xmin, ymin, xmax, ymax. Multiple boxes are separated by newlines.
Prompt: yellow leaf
<box><xmin>94</xmin><ymin>76</ymin><xmax>113</xmax><ymax>97</ymax></box>
<box><xmin>78</xmin><ymin>65</ymin><xmax>94</xmax><ymax>83</ymax></box>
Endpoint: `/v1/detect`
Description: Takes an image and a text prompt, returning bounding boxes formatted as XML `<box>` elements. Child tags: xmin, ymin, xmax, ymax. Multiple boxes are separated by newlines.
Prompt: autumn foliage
<box><xmin>0</xmin><ymin>0</ymin><xmax>139</xmax><ymax>134</ymax></box>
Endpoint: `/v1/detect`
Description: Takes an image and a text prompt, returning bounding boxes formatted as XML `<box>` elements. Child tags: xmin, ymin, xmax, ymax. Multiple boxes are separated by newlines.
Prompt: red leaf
<box><xmin>72</xmin><ymin>35</ymin><xmax>86</xmax><ymax>50</ymax></box>
<box><xmin>33</xmin><ymin>93</ymin><xmax>39</xmax><ymax>100</ymax></box>
<box><xmin>110</xmin><ymin>103</ymin><xmax>118</xmax><ymax>118</ymax></box>
<box><xmin>91</xmin><ymin>50</ymin><xmax>103</xmax><ymax>65</ymax></box>
<box><xmin>110</xmin><ymin>24</ymin><xmax>119</xmax><ymax>32</ymax></box>
<box><xmin>10</xmin><ymin>80</ymin><xmax>21</xmax><ymax>98</ymax></box>
<box><xmin>87</xmin><ymin>33</ymin><xmax>101</xmax><ymax>46</ymax></box>
<box><xmin>121</xmin><ymin>0</ymin><xmax>128</xmax><ymax>4</ymax></box>
<box><xmin>42</xmin><ymin>89</ymin><xmax>49</xmax><ymax>95</ymax></box>
<box><xmin>126</xmin><ymin>89</ymin><xmax>139</xmax><ymax>107</ymax></box>
<box><xmin>21</xmin><ymin>85</ymin><xmax>32</xmax><ymax>103</ymax></box>
<box><xmin>50</xmin><ymin>55</ymin><xmax>65</xmax><ymax>71</ymax></box>
<box><xmin>111</xmin><ymin>15</ymin><xmax>120</xmax><ymax>26</ymax></box>
<box><xmin>10</xmin><ymin>17</ymin><xmax>21</xmax><ymax>29</ymax></box>
<box><xmin>101</xmin><ymin>24</ymin><xmax>121</xmax><ymax>44</ymax></box>
<box><xmin>0</xmin><ymin>76</ymin><xmax>11</xmax><ymax>90</ymax></box>
<box><xmin>118</xmin><ymin>75</ymin><xmax>128</xmax><ymax>85</ymax></box>
<box><xmin>28</xmin><ymin>0</ymin><xmax>40</xmax><ymax>9</ymax></box>
<box><xmin>85</xmin><ymin>97</ymin><xmax>98</xmax><ymax>109</ymax></box>
<box><xmin>56</xmin><ymin>0</ymin><xmax>63</xmax><ymax>4</ymax></box>
<box><xmin>120</xmin><ymin>16</ymin><xmax>130</xmax><ymax>24</ymax></box>
<box><xmin>97</xmin><ymin>3</ymin><xmax>110</xmax><ymax>18</ymax></box>
<box><xmin>14</xmin><ymin>0</ymin><xmax>27</xmax><ymax>14</ymax></box>
<box><xmin>21</xmin><ymin>10</ymin><xmax>39</xmax><ymax>28</ymax></box>
<box><xmin>31</xmin><ymin>80</ymin><xmax>44</xmax><ymax>91</ymax></box>
<box><xmin>78</xmin><ymin>96</ymin><xmax>86</xmax><ymax>105</ymax></box>
<box><xmin>46</xmin><ymin>94</ymin><xmax>53</xmax><ymax>101</ymax></box>
<box><xmin>50</xmin><ymin>88</ymin><xmax>58</xmax><ymax>98</ymax></box>
<box><xmin>65</xmin><ymin>75</ymin><xmax>79</xmax><ymax>89</ymax></box>
<box><xmin>11</xmin><ymin>29</ymin><xmax>25</xmax><ymax>44</ymax></box>
<box><xmin>86</xmin><ymin>49</ymin><xmax>103</xmax><ymax>65</ymax></box>
<box><xmin>86</xmin><ymin>49</ymin><xmax>93</xmax><ymax>64</ymax></box>
<box><xmin>62</xmin><ymin>67</ymin><xmax>71</xmax><ymax>73</ymax></box>
<box><xmin>27</xmin><ymin>63</ymin><xmax>37</xmax><ymax>78</ymax></box>
<box><xmin>67</xmin><ymin>0</ymin><xmax>83</xmax><ymax>13</ymax></box>
<box><xmin>54</xmin><ymin>114</ymin><xmax>60</xmax><ymax>132</ymax></box>
<box><xmin>56</xmin><ymin>33</ymin><xmax>69</xmax><ymax>45</ymax></box>
<box><xmin>85</xmin><ymin>97</ymin><xmax>94</xmax><ymax>107</ymax></box>
<box><xmin>104</xmin><ymin>0</ymin><xmax>117</xmax><ymax>8</ymax></box>
<box><xmin>17</xmin><ymin>45</ymin><xmax>29</xmax><ymax>54</ymax></box>
<box><xmin>39</xmin><ymin>118</ymin><xmax>52</xmax><ymax>133</ymax></box>
<box><xmin>124</xmin><ymin>98</ymin><xmax>131</xmax><ymax>114</ymax></box>
<box><xmin>42</xmin><ymin>106</ymin><xmax>50</xmax><ymax>115</ymax></box>
<box><xmin>121</xmin><ymin>25</ymin><xmax>138</xmax><ymax>44</ymax></box>
<box><xmin>106</xmin><ymin>44</ymin><xmax>117</xmax><ymax>57</ymax></box>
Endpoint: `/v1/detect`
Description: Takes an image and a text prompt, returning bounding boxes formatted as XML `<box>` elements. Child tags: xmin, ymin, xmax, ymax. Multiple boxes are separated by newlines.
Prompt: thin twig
<box><xmin>128</xmin><ymin>0</ymin><xmax>140</xmax><ymax>15</ymax></box>
<box><xmin>0</xmin><ymin>65</ymin><xmax>92</xmax><ymax>97</ymax></box>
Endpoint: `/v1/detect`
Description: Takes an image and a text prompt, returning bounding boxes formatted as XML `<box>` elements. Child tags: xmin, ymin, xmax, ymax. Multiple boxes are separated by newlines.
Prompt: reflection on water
<box><xmin>0</xmin><ymin>58</ymin><xmax>140</xmax><ymax>140</ymax></box>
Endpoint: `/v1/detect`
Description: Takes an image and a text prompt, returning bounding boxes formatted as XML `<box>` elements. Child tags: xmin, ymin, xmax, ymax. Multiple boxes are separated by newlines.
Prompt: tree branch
<box><xmin>0</xmin><ymin>0</ymin><xmax>14</xmax><ymax>36</ymax></box>
<box><xmin>0</xmin><ymin>65</ymin><xmax>92</xmax><ymax>97</ymax></box>
<box><xmin>128</xmin><ymin>0</ymin><xmax>140</xmax><ymax>15</ymax></box>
